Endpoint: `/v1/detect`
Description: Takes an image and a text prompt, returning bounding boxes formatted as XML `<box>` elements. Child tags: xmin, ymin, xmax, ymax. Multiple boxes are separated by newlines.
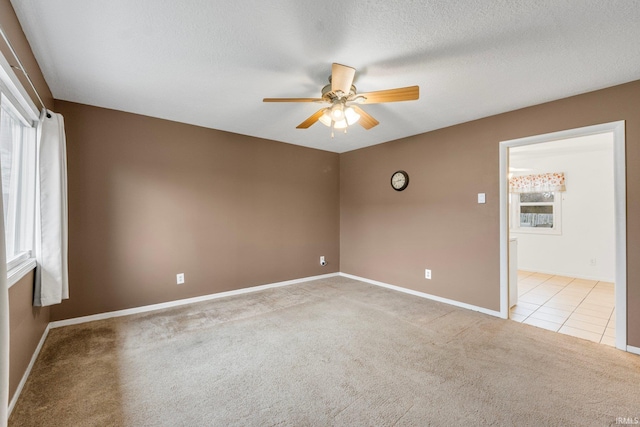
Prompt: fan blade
<box><xmin>263</xmin><ymin>98</ymin><xmax>324</xmax><ymax>103</ymax></box>
<box><xmin>352</xmin><ymin>106</ymin><xmax>379</xmax><ymax>130</ymax></box>
<box><xmin>331</xmin><ymin>63</ymin><xmax>356</xmax><ymax>95</ymax></box>
<box><xmin>358</xmin><ymin>85</ymin><xmax>419</xmax><ymax>104</ymax></box>
<box><xmin>296</xmin><ymin>109</ymin><xmax>326</xmax><ymax>129</ymax></box>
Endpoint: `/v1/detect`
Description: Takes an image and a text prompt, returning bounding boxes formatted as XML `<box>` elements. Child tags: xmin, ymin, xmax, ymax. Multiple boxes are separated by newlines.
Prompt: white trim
<box><xmin>509</xmin><ymin>266</ymin><xmax>613</xmax><ymax>283</ymax></box>
<box><xmin>499</xmin><ymin>142</ymin><xmax>509</xmax><ymax>319</ymax></box>
<box><xmin>612</xmin><ymin>122</ymin><xmax>627</xmax><ymax>351</ymax></box>
<box><xmin>0</xmin><ymin>50</ymin><xmax>39</xmax><ymax>123</ymax></box>
<box><xmin>8</xmin><ymin>323</ymin><xmax>50</xmax><ymax>417</ymax></box>
<box><xmin>9</xmin><ymin>270</ymin><xmax>636</xmax><ymax>412</ymax></box>
<box><xmin>49</xmin><ymin>273</ymin><xmax>340</xmax><ymax>329</ymax></box>
<box><xmin>499</xmin><ymin>121</ymin><xmax>627</xmax><ymax>350</ymax></box>
<box><xmin>7</xmin><ymin>258</ymin><xmax>36</xmax><ymax>288</ymax></box>
<box><xmin>339</xmin><ymin>273</ymin><xmax>502</xmax><ymax>318</ymax></box>
<box><xmin>7</xmin><ymin>252</ymin><xmax>30</xmax><ymax>272</ymax></box>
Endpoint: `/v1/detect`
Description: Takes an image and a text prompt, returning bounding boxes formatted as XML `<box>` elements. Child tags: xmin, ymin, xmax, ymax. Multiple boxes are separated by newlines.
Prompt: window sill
<box><xmin>511</xmin><ymin>229</ymin><xmax>561</xmax><ymax>236</ymax></box>
<box><xmin>8</xmin><ymin>257</ymin><xmax>36</xmax><ymax>288</ymax></box>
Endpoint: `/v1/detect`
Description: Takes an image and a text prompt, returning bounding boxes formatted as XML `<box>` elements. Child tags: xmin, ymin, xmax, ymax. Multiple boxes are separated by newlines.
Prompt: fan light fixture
<box><xmin>263</xmin><ymin>63</ymin><xmax>420</xmax><ymax>136</ymax></box>
<box><xmin>318</xmin><ymin>104</ymin><xmax>361</xmax><ymax>136</ymax></box>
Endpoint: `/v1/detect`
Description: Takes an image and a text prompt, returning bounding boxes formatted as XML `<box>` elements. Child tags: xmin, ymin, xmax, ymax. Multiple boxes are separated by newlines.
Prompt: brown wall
<box><xmin>9</xmin><ymin>271</ymin><xmax>49</xmax><ymax>402</ymax></box>
<box><xmin>340</xmin><ymin>79</ymin><xmax>640</xmax><ymax>347</ymax></box>
<box><xmin>0</xmin><ymin>0</ymin><xmax>53</xmax><ymax>110</ymax></box>
<box><xmin>51</xmin><ymin>100</ymin><xmax>340</xmax><ymax>320</ymax></box>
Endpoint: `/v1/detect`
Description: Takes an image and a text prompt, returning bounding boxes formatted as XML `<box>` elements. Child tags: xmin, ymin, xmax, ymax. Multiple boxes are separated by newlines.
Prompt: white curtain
<box><xmin>33</xmin><ymin>110</ymin><xmax>68</xmax><ymax>306</ymax></box>
<box><xmin>0</xmin><ymin>126</ymin><xmax>9</xmax><ymax>427</ymax></box>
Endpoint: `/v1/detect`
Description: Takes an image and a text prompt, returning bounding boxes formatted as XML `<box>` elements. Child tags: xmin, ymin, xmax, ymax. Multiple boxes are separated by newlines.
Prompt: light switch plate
<box><xmin>478</xmin><ymin>193</ymin><xmax>486</xmax><ymax>204</ymax></box>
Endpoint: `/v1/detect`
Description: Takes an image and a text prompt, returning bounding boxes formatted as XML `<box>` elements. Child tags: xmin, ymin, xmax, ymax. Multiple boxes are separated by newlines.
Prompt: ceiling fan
<box><xmin>263</xmin><ymin>63</ymin><xmax>419</xmax><ymax>136</ymax></box>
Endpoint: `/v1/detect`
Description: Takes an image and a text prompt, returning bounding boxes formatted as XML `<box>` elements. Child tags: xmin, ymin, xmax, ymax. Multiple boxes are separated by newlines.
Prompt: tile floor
<box><xmin>510</xmin><ymin>271</ymin><xmax>615</xmax><ymax>346</ymax></box>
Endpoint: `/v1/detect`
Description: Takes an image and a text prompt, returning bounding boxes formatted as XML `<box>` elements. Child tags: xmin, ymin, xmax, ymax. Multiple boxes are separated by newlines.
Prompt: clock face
<box><xmin>391</xmin><ymin>170</ymin><xmax>409</xmax><ymax>191</ymax></box>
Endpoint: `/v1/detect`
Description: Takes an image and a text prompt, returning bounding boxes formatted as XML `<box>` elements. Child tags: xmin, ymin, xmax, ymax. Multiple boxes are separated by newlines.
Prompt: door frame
<box><xmin>499</xmin><ymin>121</ymin><xmax>626</xmax><ymax>351</ymax></box>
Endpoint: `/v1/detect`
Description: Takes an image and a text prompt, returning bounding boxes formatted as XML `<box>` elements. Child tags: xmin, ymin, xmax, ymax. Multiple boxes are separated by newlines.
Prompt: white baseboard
<box><xmin>517</xmin><ymin>267</ymin><xmax>613</xmax><ymax>283</ymax></box>
<box><xmin>8</xmin><ymin>323</ymin><xmax>50</xmax><ymax>417</ymax></box>
<box><xmin>49</xmin><ymin>272</ymin><xmax>340</xmax><ymax>329</ymax></box>
<box><xmin>627</xmin><ymin>345</ymin><xmax>640</xmax><ymax>356</ymax></box>
<box><xmin>7</xmin><ymin>269</ymin><xmax>637</xmax><ymax>415</ymax></box>
<box><xmin>339</xmin><ymin>273</ymin><xmax>502</xmax><ymax>318</ymax></box>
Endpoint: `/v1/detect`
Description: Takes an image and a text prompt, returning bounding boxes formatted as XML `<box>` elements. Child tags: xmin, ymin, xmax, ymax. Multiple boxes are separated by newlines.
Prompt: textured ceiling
<box><xmin>10</xmin><ymin>0</ymin><xmax>640</xmax><ymax>153</ymax></box>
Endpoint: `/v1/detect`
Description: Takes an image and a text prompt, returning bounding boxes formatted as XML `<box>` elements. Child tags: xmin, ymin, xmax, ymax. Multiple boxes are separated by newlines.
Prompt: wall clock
<box><xmin>391</xmin><ymin>170</ymin><xmax>409</xmax><ymax>191</ymax></box>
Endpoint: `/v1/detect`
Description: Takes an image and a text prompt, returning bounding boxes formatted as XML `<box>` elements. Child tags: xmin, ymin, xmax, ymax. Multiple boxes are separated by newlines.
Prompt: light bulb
<box><xmin>333</xmin><ymin>119</ymin><xmax>348</xmax><ymax>129</ymax></box>
<box><xmin>319</xmin><ymin>109</ymin><xmax>332</xmax><ymax>127</ymax></box>
<box><xmin>331</xmin><ymin>104</ymin><xmax>344</xmax><ymax>121</ymax></box>
<box><xmin>344</xmin><ymin>107</ymin><xmax>360</xmax><ymax>125</ymax></box>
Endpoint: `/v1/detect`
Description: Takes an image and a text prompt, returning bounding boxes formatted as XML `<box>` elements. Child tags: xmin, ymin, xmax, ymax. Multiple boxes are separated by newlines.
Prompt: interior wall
<box><xmin>8</xmin><ymin>271</ymin><xmax>49</xmax><ymax>402</ymax></box>
<box><xmin>510</xmin><ymin>134</ymin><xmax>615</xmax><ymax>281</ymax></box>
<box><xmin>51</xmin><ymin>100</ymin><xmax>340</xmax><ymax>321</ymax></box>
<box><xmin>340</xmin><ymin>79</ymin><xmax>640</xmax><ymax>347</ymax></box>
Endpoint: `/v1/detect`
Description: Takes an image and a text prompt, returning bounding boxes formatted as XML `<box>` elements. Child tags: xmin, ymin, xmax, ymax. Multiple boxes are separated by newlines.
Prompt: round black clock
<box><xmin>391</xmin><ymin>170</ymin><xmax>409</xmax><ymax>191</ymax></box>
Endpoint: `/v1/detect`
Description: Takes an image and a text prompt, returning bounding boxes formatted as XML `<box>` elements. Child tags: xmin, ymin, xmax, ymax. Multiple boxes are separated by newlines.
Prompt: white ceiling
<box><xmin>10</xmin><ymin>0</ymin><xmax>640</xmax><ymax>153</ymax></box>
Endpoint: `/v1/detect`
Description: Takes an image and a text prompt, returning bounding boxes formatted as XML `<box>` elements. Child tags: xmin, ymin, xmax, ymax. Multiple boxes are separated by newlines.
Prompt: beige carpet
<box><xmin>9</xmin><ymin>276</ymin><xmax>640</xmax><ymax>426</ymax></box>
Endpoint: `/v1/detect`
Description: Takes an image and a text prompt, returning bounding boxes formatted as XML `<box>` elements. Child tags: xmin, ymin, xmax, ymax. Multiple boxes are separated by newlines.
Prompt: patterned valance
<box><xmin>509</xmin><ymin>172</ymin><xmax>566</xmax><ymax>193</ymax></box>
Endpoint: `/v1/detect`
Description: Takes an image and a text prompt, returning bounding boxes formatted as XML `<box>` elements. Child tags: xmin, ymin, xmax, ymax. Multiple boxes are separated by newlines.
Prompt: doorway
<box><xmin>499</xmin><ymin>121</ymin><xmax>626</xmax><ymax>351</ymax></box>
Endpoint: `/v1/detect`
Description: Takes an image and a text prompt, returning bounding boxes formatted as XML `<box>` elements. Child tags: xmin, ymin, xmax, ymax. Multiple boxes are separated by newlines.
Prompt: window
<box><xmin>0</xmin><ymin>95</ymin><xmax>36</xmax><ymax>271</ymax></box>
<box><xmin>510</xmin><ymin>191</ymin><xmax>562</xmax><ymax>234</ymax></box>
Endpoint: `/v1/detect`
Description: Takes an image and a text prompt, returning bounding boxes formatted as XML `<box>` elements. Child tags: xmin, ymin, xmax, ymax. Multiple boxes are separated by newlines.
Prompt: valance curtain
<box><xmin>33</xmin><ymin>110</ymin><xmax>68</xmax><ymax>307</ymax></box>
<box><xmin>509</xmin><ymin>172</ymin><xmax>566</xmax><ymax>194</ymax></box>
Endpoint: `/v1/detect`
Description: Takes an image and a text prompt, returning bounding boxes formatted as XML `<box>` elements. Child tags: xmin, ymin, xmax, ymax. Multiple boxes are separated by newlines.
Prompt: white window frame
<box><xmin>0</xmin><ymin>47</ymin><xmax>40</xmax><ymax>287</ymax></box>
<box><xmin>510</xmin><ymin>191</ymin><xmax>562</xmax><ymax>235</ymax></box>
<box><xmin>1</xmin><ymin>99</ymin><xmax>37</xmax><ymax>287</ymax></box>
<box><xmin>6</xmin><ymin>251</ymin><xmax>35</xmax><ymax>287</ymax></box>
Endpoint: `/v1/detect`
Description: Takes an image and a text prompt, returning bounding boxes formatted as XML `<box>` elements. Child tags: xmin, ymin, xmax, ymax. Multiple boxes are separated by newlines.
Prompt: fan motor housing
<box><xmin>322</xmin><ymin>82</ymin><xmax>357</xmax><ymax>101</ymax></box>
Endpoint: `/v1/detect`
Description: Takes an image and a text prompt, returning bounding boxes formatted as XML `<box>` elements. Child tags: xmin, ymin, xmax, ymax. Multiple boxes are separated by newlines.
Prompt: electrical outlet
<box><xmin>589</xmin><ymin>258</ymin><xmax>597</xmax><ymax>266</ymax></box>
<box><xmin>320</xmin><ymin>256</ymin><xmax>326</xmax><ymax>266</ymax></box>
<box><xmin>177</xmin><ymin>273</ymin><xmax>185</xmax><ymax>285</ymax></box>
<box><xmin>425</xmin><ymin>269</ymin><xmax>431</xmax><ymax>279</ymax></box>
